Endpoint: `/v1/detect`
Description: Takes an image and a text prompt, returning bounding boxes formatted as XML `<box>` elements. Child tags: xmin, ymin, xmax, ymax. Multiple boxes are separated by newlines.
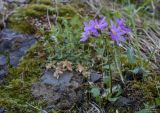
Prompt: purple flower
<box><xmin>116</xmin><ymin>18</ymin><xmax>131</xmax><ymax>33</ymax></box>
<box><xmin>94</xmin><ymin>17</ymin><xmax>108</xmax><ymax>32</ymax></box>
<box><xmin>80</xmin><ymin>31</ymin><xmax>90</xmax><ymax>42</ymax></box>
<box><xmin>110</xmin><ymin>20</ymin><xmax>125</xmax><ymax>45</ymax></box>
<box><xmin>80</xmin><ymin>17</ymin><xmax>108</xmax><ymax>42</ymax></box>
<box><xmin>84</xmin><ymin>20</ymin><xmax>95</xmax><ymax>33</ymax></box>
<box><xmin>80</xmin><ymin>20</ymin><xmax>98</xmax><ymax>42</ymax></box>
<box><xmin>110</xmin><ymin>18</ymin><xmax>131</xmax><ymax>45</ymax></box>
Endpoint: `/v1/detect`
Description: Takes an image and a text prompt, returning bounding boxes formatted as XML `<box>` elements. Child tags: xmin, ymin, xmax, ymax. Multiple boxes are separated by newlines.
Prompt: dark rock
<box><xmin>0</xmin><ymin>29</ymin><xmax>36</xmax><ymax>81</ymax></box>
<box><xmin>0</xmin><ymin>108</ymin><xmax>5</xmax><ymax>113</ymax></box>
<box><xmin>90</xmin><ymin>70</ymin><xmax>101</xmax><ymax>83</ymax></box>
<box><xmin>115</xmin><ymin>97</ymin><xmax>134</xmax><ymax>107</ymax></box>
<box><xmin>0</xmin><ymin>55</ymin><xmax>6</xmax><ymax>66</ymax></box>
<box><xmin>0</xmin><ymin>56</ymin><xmax>7</xmax><ymax>82</ymax></box>
<box><xmin>0</xmin><ymin>40</ymin><xmax>12</xmax><ymax>51</ymax></box>
<box><xmin>9</xmin><ymin>55</ymin><xmax>20</xmax><ymax>66</ymax></box>
<box><xmin>5</xmin><ymin>0</ymin><xmax>29</xmax><ymax>4</ymax></box>
<box><xmin>0</xmin><ymin>1</ymin><xmax>5</xmax><ymax>29</ymax></box>
<box><xmin>0</xmin><ymin>70</ymin><xmax>6</xmax><ymax>79</ymax></box>
<box><xmin>32</xmin><ymin>70</ymin><xmax>84</xmax><ymax>110</ymax></box>
<box><xmin>41</xmin><ymin>70</ymin><xmax>73</xmax><ymax>89</ymax></box>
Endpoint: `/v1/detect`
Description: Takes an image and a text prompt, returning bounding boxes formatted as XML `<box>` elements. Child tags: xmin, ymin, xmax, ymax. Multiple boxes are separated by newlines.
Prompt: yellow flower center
<box><xmin>112</xmin><ymin>30</ymin><xmax>116</xmax><ymax>35</ymax></box>
<box><xmin>87</xmin><ymin>31</ymin><xmax>91</xmax><ymax>35</ymax></box>
<box><xmin>95</xmin><ymin>25</ymin><xmax>99</xmax><ymax>29</ymax></box>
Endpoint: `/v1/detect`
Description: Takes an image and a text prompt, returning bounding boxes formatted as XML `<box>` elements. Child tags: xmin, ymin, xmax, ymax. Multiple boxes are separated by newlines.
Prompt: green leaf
<box><xmin>91</xmin><ymin>87</ymin><xmax>100</xmax><ymax>97</ymax></box>
<box><xmin>108</xmin><ymin>97</ymin><xmax>119</xmax><ymax>102</ymax></box>
<box><xmin>155</xmin><ymin>97</ymin><xmax>160</xmax><ymax>106</ymax></box>
<box><xmin>132</xmin><ymin>67</ymin><xmax>145</xmax><ymax>75</ymax></box>
<box><xmin>132</xmin><ymin>67</ymin><xmax>140</xmax><ymax>74</ymax></box>
<box><xmin>70</xmin><ymin>16</ymin><xmax>80</xmax><ymax>26</ymax></box>
<box><xmin>136</xmin><ymin>109</ymin><xmax>152</xmax><ymax>113</ymax></box>
<box><xmin>127</xmin><ymin>47</ymin><xmax>135</xmax><ymax>64</ymax></box>
<box><xmin>136</xmin><ymin>104</ymin><xmax>154</xmax><ymax>113</ymax></box>
<box><xmin>95</xmin><ymin>96</ymin><xmax>101</xmax><ymax>102</ymax></box>
<box><xmin>103</xmin><ymin>65</ymin><xmax>110</xmax><ymax>70</ymax></box>
<box><xmin>112</xmin><ymin>85</ymin><xmax>122</xmax><ymax>95</ymax></box>
<box><xmin>103</xmin><ymin>76</ymin><xmax>110</xmax><ymax>86</ymax></box>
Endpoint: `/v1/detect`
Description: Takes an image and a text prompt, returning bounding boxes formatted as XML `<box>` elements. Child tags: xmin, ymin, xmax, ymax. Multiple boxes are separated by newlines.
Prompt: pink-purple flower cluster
<box><xmin>80</xmin><ymin>17</ymin><xmax>108</xmax><ymax>42</ymax></box>
<box><xmin>80</xmin><ymin>17</ymin><xmax>131</xmax><ymax>45</ymax></box>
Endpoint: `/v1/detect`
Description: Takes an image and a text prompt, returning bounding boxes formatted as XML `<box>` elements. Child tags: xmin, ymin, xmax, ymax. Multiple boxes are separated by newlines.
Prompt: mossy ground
<box><xmin>7</xmin><ymin>1</ymin><xmax>80</xmax><ymax>34</ymax></box>
<box><xmin>0</xmin><ymin>42</ymin><xmax>47</xmax><ymax>113</ymax></box>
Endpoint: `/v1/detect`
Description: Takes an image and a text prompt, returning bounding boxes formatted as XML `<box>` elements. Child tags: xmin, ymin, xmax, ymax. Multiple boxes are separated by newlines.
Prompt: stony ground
<box><xmin>0</xmin><ymin>0</ymin><xmax>160</xmax><ymax>113</ymax></box>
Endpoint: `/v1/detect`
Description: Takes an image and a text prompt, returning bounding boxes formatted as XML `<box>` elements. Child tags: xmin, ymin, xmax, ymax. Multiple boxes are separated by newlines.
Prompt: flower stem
<box><xmin>109</xmin><ymin>64</ymin><xmax>112</xmax><ymax>94</ymax></box>
<box><xmin>113</xmin><ymin>44</ymin><xmax>125</xmax><ymax>84</ymax></box>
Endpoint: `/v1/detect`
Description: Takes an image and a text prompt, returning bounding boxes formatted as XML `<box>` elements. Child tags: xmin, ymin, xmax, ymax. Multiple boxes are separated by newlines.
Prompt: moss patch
<box><xmin>30</xmin><ymin>0</ymin><xmax>52</xmax><ymax>5</ymax></box>
<box><xmin>7</xmin><ymin>2</ymin><xmax>80</xmax><ymax>34</ymax></box>
<box><xmin>8</xmin><ymin>19</ymin><xmax>36</xmax><ymax>34</ymax></box>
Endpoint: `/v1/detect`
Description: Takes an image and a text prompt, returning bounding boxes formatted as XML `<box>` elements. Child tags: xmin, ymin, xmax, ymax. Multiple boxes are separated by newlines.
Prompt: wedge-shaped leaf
<box><xmin>103</xmin><ymin>65</ymin><xmax>110</xmax><ymax>70</ymax></box>
<box><xmin>103</xmin><ymin>76</ymin><xmax>110</xmax><ymax>86</ymax></box>
<box><xmin>132</xmin><ymin>67</ymin><xmax>145</xmax><ymax>75</ymax></box>
<box><xmin>127</xmin><ymin>47</ymin><xmax>135</xmax><ymax>64</ymax></box>
<box><xmin>108</xmin><ymin>97</ymin><xmax>119</xmax><ymax>102</ymax></box>
<box><xmin>91</xmin><ymin>87</ymin><xmax>100</xmax><ymax>97</ymax></box>
<box><xmin>136</xmin><ymin>109</ymin><xmax>152</xmax><ymax>113</ymax></box>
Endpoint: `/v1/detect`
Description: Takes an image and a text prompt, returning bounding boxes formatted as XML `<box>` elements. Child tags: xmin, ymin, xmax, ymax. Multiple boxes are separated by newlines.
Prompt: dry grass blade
<box><xmin>87</xmin><ymin>103</ymin><xmax>101</xmax><ymax>113</ymax></box>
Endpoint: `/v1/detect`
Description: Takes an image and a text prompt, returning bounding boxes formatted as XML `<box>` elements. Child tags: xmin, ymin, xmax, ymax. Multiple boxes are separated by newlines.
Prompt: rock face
<box><xmin>90</xmin><ymin>70</ymin><xmax>102</xmax><ymax>83</ymax></box>
<box><xmin>0</xmin><ymin>108</ymin><xmax>5</xmax><ymax>113</ymax></box>
<box><xmin>3</xmin><ymin>0</ymin><xmax>29</xmax><ymax>4</ymax></box>
<box><xmin>0</xmin><ymin>0</ymin><xmax>5</xmax><ymax>29</ymax></box>
<box><xmin>115</xmin><ymin>96</ymin><xmax>134</xmax><ymax>107</ymax></box>
<box><xmin>0</xmin><ymin>29</ymin><xmax>36</xmax><ymax>81</ymax></box>
<box><xmin>31</xmin><ymin>70</ymin><xmax>84</xmax><ymax>110</ymax></box>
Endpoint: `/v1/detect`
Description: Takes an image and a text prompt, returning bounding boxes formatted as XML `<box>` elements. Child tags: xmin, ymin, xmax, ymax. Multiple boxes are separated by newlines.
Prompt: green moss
<box><xmin>21</xmin><ymin>4</ymin><xmax>54</xmax><ymax>17</ymax></box>
<box><xmin>0</xmin><ymin>42</ymin><xmax>46</xmax><ymax>113</ymax></box>
<box><xmin>20</xmin><ymin>4</ymin><xmax>78</xmax><ymax>17</ymax></box>
<box><xmin>30</xmin><ymin>0</ymin><xmax>52</xmax><ymax>5</ymax></box>
<box><xmin>128</xmin><ymin>80</ymin><xmax>158</xmax><ymax>105</ymax></box>
<box><xmin>8</xmin><ymin>3</ymin><xmax>79</xmax><ymax>34</ymax></box>
<box><xmin>8</xmin><ymin>19</ymin><xmax>36</xmax><ymax>34</ymax></box>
